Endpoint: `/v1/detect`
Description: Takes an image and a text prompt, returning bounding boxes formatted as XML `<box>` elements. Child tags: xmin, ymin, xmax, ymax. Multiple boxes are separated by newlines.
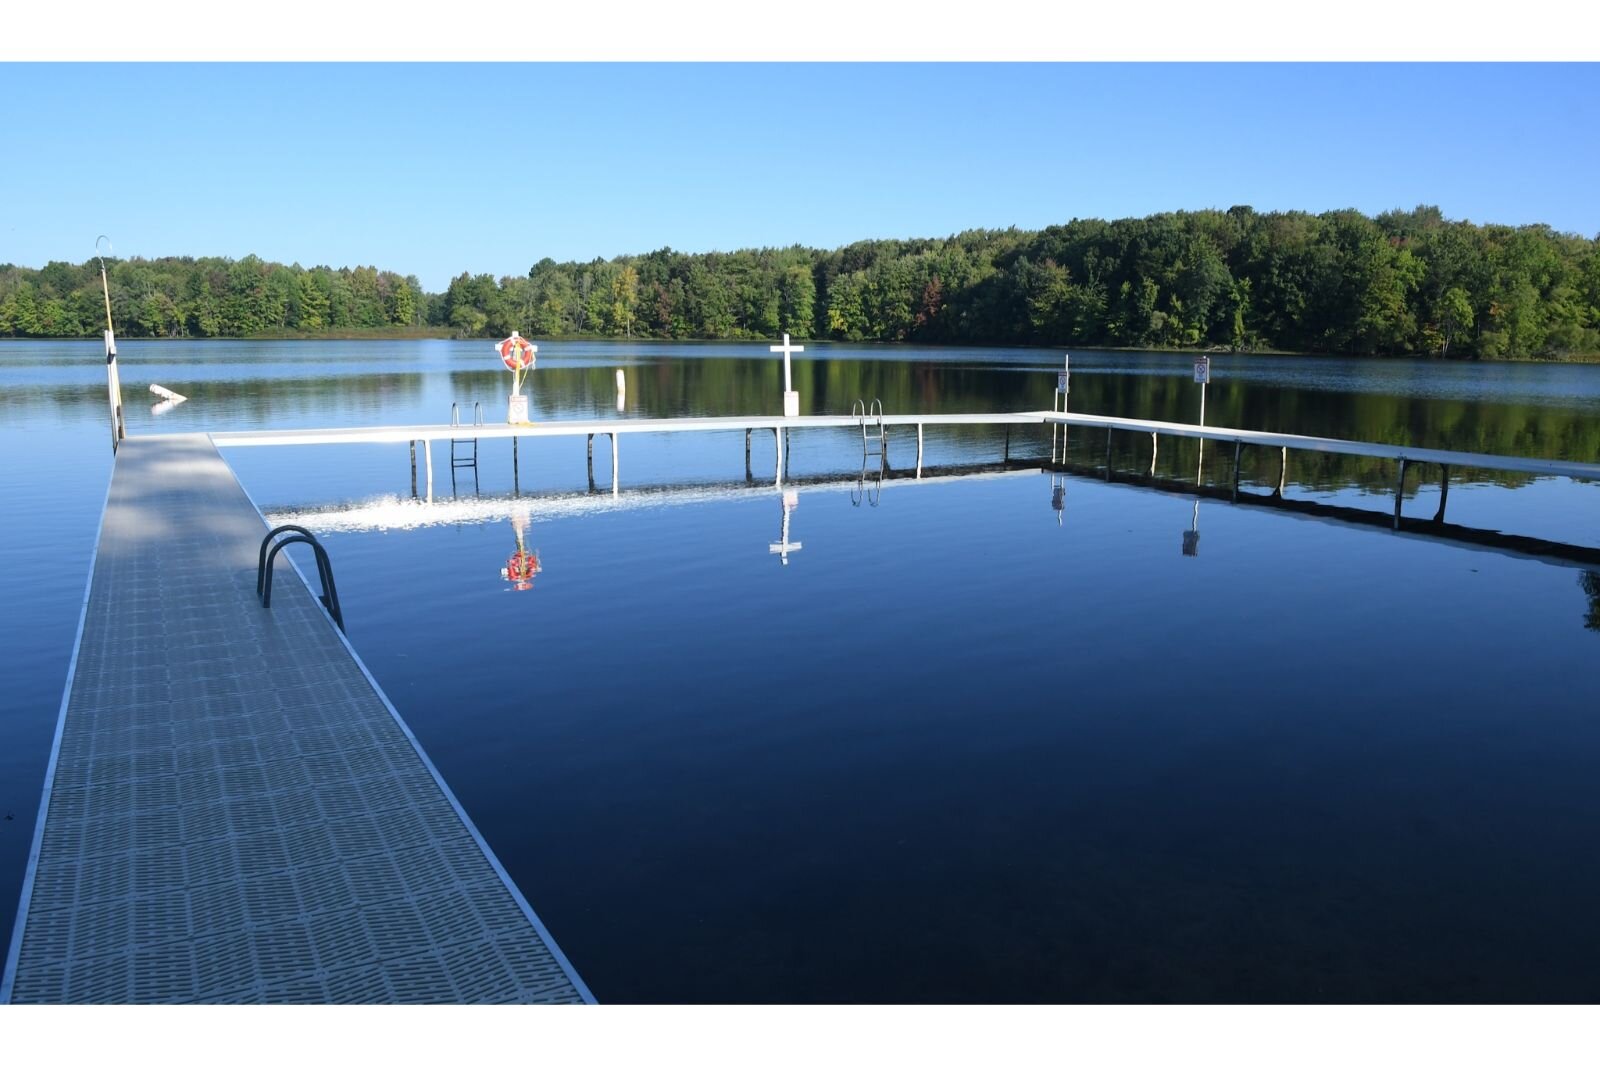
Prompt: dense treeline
<box><xmin>5</xmin><ymin>206</ymin><xmax>1599</xmax><ymax>357</ymax></box>
<box><xmin>0</xmin><ymin>256</ymin><xmax>427</xmax><ymax>338</ymax></box>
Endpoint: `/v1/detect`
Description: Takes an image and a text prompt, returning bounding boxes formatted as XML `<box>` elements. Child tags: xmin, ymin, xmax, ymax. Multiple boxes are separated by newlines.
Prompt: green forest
<box><xmin>3</xmin><ymin>205</ymin><xmax>1598</xmax><ymax>358</ymax></box>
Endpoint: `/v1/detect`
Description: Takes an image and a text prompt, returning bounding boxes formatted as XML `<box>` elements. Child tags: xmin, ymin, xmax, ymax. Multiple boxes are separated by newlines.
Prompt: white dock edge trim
<box><xmin>209</xmin><ymin>411</ymin><xmax>1046</xmax><ymax>448</ymax></box>
<box><xmin>222</xmin><ymin>440</ymin><xmax>596</xmax><ymax>1004</ymax></box>
<box><xmin>210</xmin><ymin>409</ymin><xmax>1600</xmax><ymax>483</ymax></box>
<box><xmin>1033</xmin><ymin>411</ymin><xmax>1600</xmax><ymax>481</ymax></box>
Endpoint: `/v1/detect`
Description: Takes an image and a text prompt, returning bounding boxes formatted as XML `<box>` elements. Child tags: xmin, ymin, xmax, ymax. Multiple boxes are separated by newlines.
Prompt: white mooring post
<box><xmin>95</xmin><ymin>238</ymin><xmax>125</xmax><ymax>452</ymax></box>
<box><xmin>771</xmin><ymin>333</ymin><xmax>803</xmax><ymax>418</ymax></box>
<box><xmin>1052</xmin><ymin>352</ymin><xmax>1069</xmax><ymax>461</ymax></box>
<box><xmin>1194</xmin><ymin>355</ymin><xmax>1211</xmax><ymax>483</ymax></box>
<box><xmin>105</xmin><ymin>329</ymin><xmax>124</xmax><ymax>451</ymax></box>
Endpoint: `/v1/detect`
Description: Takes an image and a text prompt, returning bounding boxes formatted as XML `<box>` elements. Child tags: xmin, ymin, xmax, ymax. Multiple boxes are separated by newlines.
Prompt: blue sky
<box><xmin>1</xmin><ymin>63</ymin><xmax>1596</xmax><ymax>291</ymax></box>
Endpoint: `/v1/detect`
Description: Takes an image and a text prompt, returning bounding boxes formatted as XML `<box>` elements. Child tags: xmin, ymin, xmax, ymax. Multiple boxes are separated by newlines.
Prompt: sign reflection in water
<box><xmin>501</xmin><ymin>507</ymin><xmax>541</xmax><ymax>591</ymax></box>
<box><xmin>769</xmin><ymin>489</ymin><xmax>802</xmax><ymax>565</ymax></box>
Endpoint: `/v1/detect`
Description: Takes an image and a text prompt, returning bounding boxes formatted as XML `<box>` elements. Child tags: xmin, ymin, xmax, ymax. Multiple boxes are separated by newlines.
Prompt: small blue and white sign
<box><xmin>1193</xmin><ymin>357</ymin><xmax>1211</xmax><ymax>385</ymax></box>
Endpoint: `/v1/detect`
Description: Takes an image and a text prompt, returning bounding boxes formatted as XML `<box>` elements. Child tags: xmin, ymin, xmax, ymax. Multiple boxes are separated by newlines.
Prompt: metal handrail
<box><xmin>451</xmin><ymin>401</ymin><xmax>486</xmax><ymax>429</ymax></box>
<box><xmin>854</xmin><ymin>398</ymin><xmax>886</xmax><ymax>454</ymax></box>
<box><xmin>258</xmin><ymin>525</ymin><xmax>345</xmax><ymax>631</ymax></box>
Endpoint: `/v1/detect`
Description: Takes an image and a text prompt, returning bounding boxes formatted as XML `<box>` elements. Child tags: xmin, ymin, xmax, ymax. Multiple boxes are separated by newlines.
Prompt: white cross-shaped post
<box><xmin>770</xmin><ymin>332</ymin><xmax>803</xmax><ymax>417</ymax></box>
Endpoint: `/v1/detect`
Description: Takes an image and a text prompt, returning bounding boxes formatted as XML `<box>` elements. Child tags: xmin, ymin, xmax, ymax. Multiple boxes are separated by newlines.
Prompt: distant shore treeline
<box><xmin>3</xmin><ymin>205</ymin><xmax>1597</xmax><ymax>358</ymax></box>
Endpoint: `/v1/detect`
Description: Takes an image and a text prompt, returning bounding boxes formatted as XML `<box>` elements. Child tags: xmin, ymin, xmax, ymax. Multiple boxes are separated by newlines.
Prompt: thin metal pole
<box><xmin>916</xmin><ymin>423</ymin><xmax>924</xmax><ymax>478</ymax></box>
<box><xmin>1150</xmin><ymin>431</ymin><xmax>1158</xmax><ymax>476</ymax></box>
<box><xmin>1231</xmin><ymin>440</ymin><xmax>1243</xmax><ymax>500</ymax></box>
<box><xmin>1393</xmin><ymin>458</ymin><xmax>1407</xmax><ymax>529</ymax></box>
<box><xmin>409</xmin><ymin>440</ymin><xmax>417</xmax><ymax>498</ymax></box>
<box><xmin>1434</xmin><ymin>464</ymin><xmax>1450</xmax><ymax>523</ymax></box>
<box><xmin>1104</xmin><ymin>426</ymin><xmax>1113</xmax><ymax>480</ymax></box>
<box><xmin>774</xmin><ymin>427</ymin><xmax>783</xmax><ymax>486</ymax></box>
<box><xmin>1004</xmin><ymin>425</ymin><xmax>1011</xmax><ymax>463</ymax></box>
<box><xmin>611</xmin><ymin>432</ymin><xmax>619</xmax><ymax>495</ymax></box>
<box><xmin>512</xmin><ymin>435</ymin><xmax>520</xmax><ymax>496</ymax></box>
<box><xmin>1277</xmin><ymin>446</ymin><xmax>1287</xmax><ymax>497</ymax></box>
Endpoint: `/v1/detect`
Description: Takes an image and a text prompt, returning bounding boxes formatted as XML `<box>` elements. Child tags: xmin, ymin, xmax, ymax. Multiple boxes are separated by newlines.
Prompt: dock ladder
<box><xmin>450</xmin><ymin>402</ymin><xmax>483</xmax><ymax>494</ymax></box>
<box><xmin>853</xmin><ymin>398</ymin><xmax>886</xmax><ymax>457</ymax></box>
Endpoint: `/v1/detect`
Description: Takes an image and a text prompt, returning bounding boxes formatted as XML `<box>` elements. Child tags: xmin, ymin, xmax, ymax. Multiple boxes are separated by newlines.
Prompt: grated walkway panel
<box><xmin>2</xmin><ymin>434</ymin><xmax>591</xmax><ymax>1004</ymax></box>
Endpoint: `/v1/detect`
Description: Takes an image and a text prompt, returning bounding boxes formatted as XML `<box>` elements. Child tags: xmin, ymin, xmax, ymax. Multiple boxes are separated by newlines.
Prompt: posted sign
<box><xmin>1193</xmin><ymin>358</ymin><xmax>1211</xmax><ymax>385</ymax></box>
<box><xmin>1057</xmin><ymin>371</ymin><xmax>1068</xmax><ymax>393</ymax></box>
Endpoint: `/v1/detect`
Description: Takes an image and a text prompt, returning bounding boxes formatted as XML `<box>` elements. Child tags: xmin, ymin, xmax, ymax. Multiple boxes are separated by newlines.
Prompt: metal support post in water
<box><xmin>1232</xmin><ymin>439</ymin><xmax>1243</xmax><ymax>500</ymax></box>
<box><xmin>409</xmin><ymin>440</ymin><xmax>417</xmax><ymax>498</ymax></box>
<box><xmin>1393</xmin><ymin>458</ymin><xmax>1407</xmax><ymax>529</ymax></box>
<box><xmin>1150</xmin><ymin>432</ymin><xmax>1158</xmax><ymax>476</ymax></box>
<box><xmin>424</xmin><ymin>438</ymin><xmax>434</xmax><ymax>503</ymax></box>
<box><xmin>1104</xmin><ymin>426</ymin><xmax>1113</xmax><ymax>481</ymax></box>
<box><xmin>745</xmin><ymin>428</ymin><xmax>752</xmax><ymax>479</ymax></box>
<box><xmin>1434</xmin><ymin>465</ymin><xmax>1450</xmax><ymax>523</ymax></box>
<box><xmin>1003</xmin><ymin>425</ymin><xmax>1011</xmax><ymax>463</ymax></box>
<box><xmin>610</xmin><ymin>433</ymin><xmax>619</xmax><ymax>496</ymax></box>
<box><xmin>916</xmin><ymin>423</ymin><xmax>924</xmax><ymax>479</ymax></box>
<box><xmin>1277</xmin><ymin>446</ymin><xmax>1287</xmax><ymax>497</ymax></box>
<box><xmin>512</xmin><ymin>436</ymin><xmax>520</xmax><ymax>496</ymax></box>
<box><xmin>774</xmin><ymin>427</ymin><xmax>783</xmax><ymax>486</ymax></box>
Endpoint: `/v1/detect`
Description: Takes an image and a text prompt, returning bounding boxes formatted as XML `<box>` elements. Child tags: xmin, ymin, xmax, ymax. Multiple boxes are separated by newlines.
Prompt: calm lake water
<box><xmin>2</xmin><ymin>339</ymin><xmax>1599</xmax><ymax>1002</ymax></box>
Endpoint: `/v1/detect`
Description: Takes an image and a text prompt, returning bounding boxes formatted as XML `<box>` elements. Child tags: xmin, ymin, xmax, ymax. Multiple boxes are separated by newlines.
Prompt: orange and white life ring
<box><xmin>498</xmin><ymin>333</ymin><xmax>536</xmax><ymax>371</ymax></box>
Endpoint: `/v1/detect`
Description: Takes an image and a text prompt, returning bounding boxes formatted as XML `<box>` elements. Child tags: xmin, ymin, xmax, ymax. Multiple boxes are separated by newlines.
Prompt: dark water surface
<box><xmin>2</xmin><ymin>339</ymin><xmax>1599</xmax><ymax>1002</ymax></box>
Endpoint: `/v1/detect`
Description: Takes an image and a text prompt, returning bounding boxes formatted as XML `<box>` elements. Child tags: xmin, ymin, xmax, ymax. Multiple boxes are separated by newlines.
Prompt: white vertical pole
<box><xmin>611</xmin><ymin>433</ymin><xmax>619</xmax><ymax>496</ymax></box>
<box><xmin>424</xmin><ymin>438</ymin><xmax>433</xmax><ymax>503</ymax></box>
<box><xmin>916</xmin><ymin>423</ymin><xmax>923</xmax><ymax>478</ymax></box>
<box><xmin>104</xmin><ymin>330</ymin><xmax>123</xmax><ymax>452</ymax></box>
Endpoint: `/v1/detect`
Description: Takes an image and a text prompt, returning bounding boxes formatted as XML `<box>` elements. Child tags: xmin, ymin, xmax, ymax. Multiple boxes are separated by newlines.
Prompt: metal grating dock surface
<box><xmin>2</xmin><ymin>434</ymin><xmax>591</xmax><ymax>1004</ymax></box>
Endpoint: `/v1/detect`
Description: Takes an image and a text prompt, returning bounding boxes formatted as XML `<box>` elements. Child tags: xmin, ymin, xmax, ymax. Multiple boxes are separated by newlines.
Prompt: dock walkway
<box><xmin>210</xmin><ymin>410</ymin><xmax>1600</xmax><ymax>483</ymax></box>
<box><xmin>2</xmin><ymin>434</ymin><xmax>591</xmax><ymax>1004</ymax></box>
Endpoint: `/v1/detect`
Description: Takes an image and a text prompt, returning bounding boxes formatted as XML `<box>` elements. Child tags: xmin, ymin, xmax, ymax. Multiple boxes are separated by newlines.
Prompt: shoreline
<box><xmin>1</xmin><ymin>333</ymin><xmax>1597</xmax><ymax>363</ymax></box>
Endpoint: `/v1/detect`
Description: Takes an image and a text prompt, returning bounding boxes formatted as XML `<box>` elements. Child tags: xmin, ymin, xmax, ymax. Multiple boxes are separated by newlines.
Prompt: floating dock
<box><xmin>1</xmin><ymin>434</ymin><xmax>591</xmax><ymax>1004</ymax></box>
<box><xmin>209</xmin><ymin>410</ymin><xmax>1600</xmax><ymax>483</ymax></box>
